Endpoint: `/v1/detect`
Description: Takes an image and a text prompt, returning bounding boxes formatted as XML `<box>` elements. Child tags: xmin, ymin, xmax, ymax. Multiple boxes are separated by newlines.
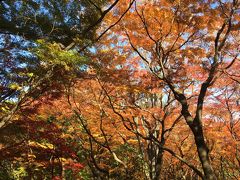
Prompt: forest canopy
<box><xmin>0</xmin><ymin>0</ymin><xmax>240</xmax><ymax>179</ymax></box>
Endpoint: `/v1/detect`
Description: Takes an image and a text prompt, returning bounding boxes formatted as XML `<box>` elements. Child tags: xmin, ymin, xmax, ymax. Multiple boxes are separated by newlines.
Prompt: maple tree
<box><xmin>92</xmin><ymin>0</ymin><xmax>240</xmax><ymax>179</ymax></box>
<box><xmin>0</xmin><ymin>0</ymin><xmax>136</xmax><ymax>179</ymax></box>
<box><xmin>1</xmin><ymin>0</ymin><xmax>240</xmax><ymax>179</ymax></box>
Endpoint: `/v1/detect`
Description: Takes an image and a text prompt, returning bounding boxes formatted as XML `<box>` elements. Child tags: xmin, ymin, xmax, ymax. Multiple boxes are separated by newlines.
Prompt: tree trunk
<box><xmin>189</xmin><ymin>119</ymin><xmax>216</xmax><ymax>180</ymax></box>
<box><xmin>153</xmin><ymin>150</ymin><xmax>164</xmax><ymax>180</ymax></box>
<box><xmin>180</xmin><ymin>99</ymin><xmax>216</xmax><ymax>179</ymax></box>
<box><xmin>147</xmin><ymin>140</ymin><xmax>164</xmax><ymax>180</ymax></box>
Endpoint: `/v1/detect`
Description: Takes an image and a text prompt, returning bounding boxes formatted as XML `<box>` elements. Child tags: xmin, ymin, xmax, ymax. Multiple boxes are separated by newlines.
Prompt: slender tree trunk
<box><xmin>178</xmin><ymin>96</ymin><xmax>216</xmax><ymax>180</ymax></box>
<box><xmin>154</xmin><ymin>150</ymin><xmax>164</xmax><ymax>180</ymax></box>
<box><xmin>189</xmin><ymin>118</ymin><xmax>216</xmax><ymax>180</ymax></box>
<box><xmin>147</xmin><ymin>141</ymin><xmax>164</xmax><ymax>180</ymax></box>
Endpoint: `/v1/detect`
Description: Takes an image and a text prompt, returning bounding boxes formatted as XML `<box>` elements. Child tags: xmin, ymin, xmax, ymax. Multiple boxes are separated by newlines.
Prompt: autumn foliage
<box><xmin>0</xmin><ymin>0</ymin><xmax>240</xmax><ymax>179</ymax></box>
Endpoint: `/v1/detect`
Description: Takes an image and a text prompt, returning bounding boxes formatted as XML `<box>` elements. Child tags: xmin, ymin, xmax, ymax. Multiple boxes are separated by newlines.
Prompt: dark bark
<box><xmin>180</xmin><ymin>104</ymin><xmax>216</xmax><ymax>179</ymax></box>
<box><xmin>153</xmin><ymin>150</ymin><xmax>164</xmax><ymax>180</ymax></box>
<box><xmin>190</xmin><ymin>118</ymin><xmax>216</xmax><ymax>180</ymax></box>
<box><xmin>169</xmin><ymin>84</ymin><xmax>216</xmax><ymax>180</ymax></box>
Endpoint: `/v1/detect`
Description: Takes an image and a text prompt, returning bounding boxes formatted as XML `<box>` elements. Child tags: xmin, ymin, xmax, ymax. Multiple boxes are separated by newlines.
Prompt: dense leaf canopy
<box><xmin>0</xmin><ymin>0</ymin><xmax>240</xmax><ymax>179</ymax></box>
